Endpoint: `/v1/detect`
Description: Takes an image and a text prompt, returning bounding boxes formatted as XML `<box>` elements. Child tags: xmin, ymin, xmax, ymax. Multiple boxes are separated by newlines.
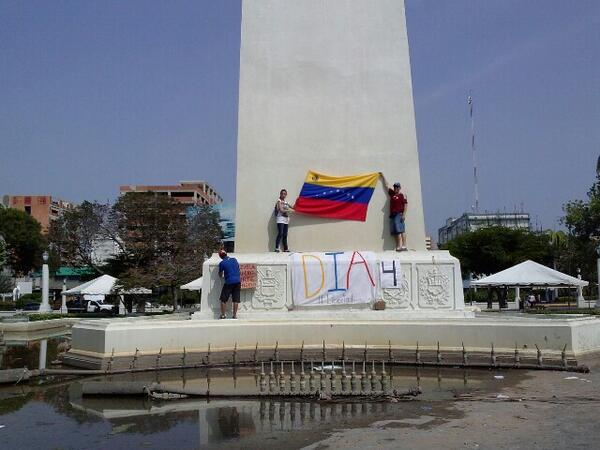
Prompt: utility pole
<box><xmin>468</xmin><ymin>93</ymin><xmax>479</xmax><ymax>212</ymax></box>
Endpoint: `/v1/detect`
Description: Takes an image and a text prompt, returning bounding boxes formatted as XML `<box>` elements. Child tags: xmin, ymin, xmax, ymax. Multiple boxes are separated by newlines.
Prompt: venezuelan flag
<box><xmin>294</xmin><ymin>170</ymin><xmax>379</xmax><ymax>221</ymax></box>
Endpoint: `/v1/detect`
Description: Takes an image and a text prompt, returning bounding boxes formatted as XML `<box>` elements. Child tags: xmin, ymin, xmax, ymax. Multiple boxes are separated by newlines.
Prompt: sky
<box><xmin>1</xmin><ymin>0</ymin><xmax>599</xmax><ymax>239</ymax></box>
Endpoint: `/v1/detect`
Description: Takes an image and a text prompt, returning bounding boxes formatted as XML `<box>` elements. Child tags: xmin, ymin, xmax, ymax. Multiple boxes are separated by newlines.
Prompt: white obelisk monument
<box><xmin>65</xmin><ymin>0</ymin><xmax>600</xmax><ymax>370</ymax></box>
<box><xmin>235</xmin><ymin>0</ymin><xmax>426</xmax><ymax>252</ymax></box>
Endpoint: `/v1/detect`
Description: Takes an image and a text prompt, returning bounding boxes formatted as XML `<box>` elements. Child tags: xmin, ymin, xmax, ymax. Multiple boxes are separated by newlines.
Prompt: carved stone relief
<box><xmin>382</xmin><ymin>267</ymin><xmax>412</xmax><ymax>309</ymax></box>
<box><xmin>249</xmin><ymin>265</ymin><xmax>287</xmax><ymax>310</ymax></box>
<box><xmin>417</xmin><ymin>265</ymin><xmax>453</xmax><ymax>309</ymax></box>
<box><xmin>239</xmin><ymin>289</ymin><xmax>253</xmax><ymax>311</ymax></box>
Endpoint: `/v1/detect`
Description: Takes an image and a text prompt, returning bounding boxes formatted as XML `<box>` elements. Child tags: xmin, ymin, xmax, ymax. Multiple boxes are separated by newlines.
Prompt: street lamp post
<box><xmin>576</xmin><ymin>268</ymin><xmax>585</xmax><ymax>308</ymax></box>
<box><xmin>60</xmin><ymin>278</ymin><xmax>68</xmax><ymax>315</ymax></box>
<box><xmin>39</xmin><ymin>251</ymin><xmax>52</xmax><ymax>313</ymax></box>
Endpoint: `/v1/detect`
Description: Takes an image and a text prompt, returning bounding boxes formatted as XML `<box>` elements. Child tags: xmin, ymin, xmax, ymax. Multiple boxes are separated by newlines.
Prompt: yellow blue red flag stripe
<box><xmin>294</xmin><ymin>170</ymin><xmax>379</xmax><ymax>221</ymax></box>
<box><xmin>303</xmin><ymin>171</ymin><xmax>379</xmax><ymax>188</ymax></box>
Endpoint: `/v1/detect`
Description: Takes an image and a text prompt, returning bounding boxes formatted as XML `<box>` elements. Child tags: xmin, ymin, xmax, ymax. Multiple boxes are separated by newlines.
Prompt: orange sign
<box><xmin>240</xmin><ymin>264</ymin><xmax>257</xmax><ymax>289</ymax></box>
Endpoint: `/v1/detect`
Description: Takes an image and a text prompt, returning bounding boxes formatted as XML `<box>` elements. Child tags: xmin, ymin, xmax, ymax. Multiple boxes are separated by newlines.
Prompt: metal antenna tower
<box><xmin>468</xmin><ymin>93</ymin><xmax>479</xmax><ymax>212</ymax></box>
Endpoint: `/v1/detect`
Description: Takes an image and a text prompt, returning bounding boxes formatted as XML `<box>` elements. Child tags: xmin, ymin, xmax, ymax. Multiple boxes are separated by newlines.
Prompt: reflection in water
<box><xmin>206</xmin><ymin>399</ymin><xmax>397</xmax><ymax>442</ymax></box>
<box><xmin>0</xmin><ymin>359</ymin><xmax>509</xmax><ymax>449</ymax></box>
<box><xmin>208</xmin><ymin>406</ymin><xmax>255</xmax><ymax>440</ymax></box>
<box><xmin>218</xmin><ymin>407</ymin><xmax>240</xmax><ymax>438</ymax></box>
<box><xmin>0</xmin><ymin>335</ymin><xmax>69</xmax><ymax>370</ymax></box>
<box><xmin>64</xmin><ymin>364</ymin><xmax>473</xmax><ymax>447</ymax></box>
<box><xmin>38</xmin><ymin>339</ymin><xmax>47</xmax><ymax>371</ymax></box>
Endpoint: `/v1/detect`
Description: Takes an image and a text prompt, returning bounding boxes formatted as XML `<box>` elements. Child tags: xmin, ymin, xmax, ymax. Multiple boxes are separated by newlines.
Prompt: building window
<box><xmin>24</xmin><ymin>206</ymin><xmax>31</xmax><ymax>215</ymax></box>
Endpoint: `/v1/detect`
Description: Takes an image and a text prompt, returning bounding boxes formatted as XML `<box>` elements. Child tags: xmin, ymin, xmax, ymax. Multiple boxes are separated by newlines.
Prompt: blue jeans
<box><xmin>275</xmin><ymin>223</ymin><xmax>288</xmax><ymax>251</ymax></box>
<box><xmin>390</xmin><ymin>214</ymin><xmax>405</xmax><ymax>235</ymax></box>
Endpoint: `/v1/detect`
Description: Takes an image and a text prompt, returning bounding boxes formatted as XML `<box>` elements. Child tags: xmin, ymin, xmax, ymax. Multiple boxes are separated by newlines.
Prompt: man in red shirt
<box><xmin>380</xmin><ymin>173</ymin><xmax>408</xmax><ymax>251</ymax></box>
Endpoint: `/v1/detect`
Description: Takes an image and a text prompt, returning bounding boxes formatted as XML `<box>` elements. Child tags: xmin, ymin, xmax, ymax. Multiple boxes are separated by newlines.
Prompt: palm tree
<box><xmin>544</xmin><ymin>229</ymin><xmax>567</xmax><ymax>270</ymax></box>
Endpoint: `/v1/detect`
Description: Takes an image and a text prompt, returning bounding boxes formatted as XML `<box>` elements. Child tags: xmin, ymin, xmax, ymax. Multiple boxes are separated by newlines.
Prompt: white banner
<box><xmin>380</xmin><ymin>259</ymin><xmax>402</xmax><ymax>289</ymax></box>
<box><xmin>291</xmin><ymin>251</ymin><xmax>377</xmax><ymax>306</ymax></box>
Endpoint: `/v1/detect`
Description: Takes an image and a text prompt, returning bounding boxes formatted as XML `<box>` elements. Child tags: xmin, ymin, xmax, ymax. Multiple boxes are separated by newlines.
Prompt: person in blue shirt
<box><xmin>218</xmin><ymin>250</ymin><xmax>241</xmax><ymax>319</ymax></box>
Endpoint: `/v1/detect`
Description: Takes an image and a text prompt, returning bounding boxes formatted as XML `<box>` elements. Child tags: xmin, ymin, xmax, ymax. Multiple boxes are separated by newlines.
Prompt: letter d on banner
<box><xmin>301</xmin><ymin>254</ymin><xmax>325</xmax><ymax>299</ymax></box>
<box><xmin>292</xmin><ymin>251</ymin><xmax>377</xmax><ymax>306</ymax></box>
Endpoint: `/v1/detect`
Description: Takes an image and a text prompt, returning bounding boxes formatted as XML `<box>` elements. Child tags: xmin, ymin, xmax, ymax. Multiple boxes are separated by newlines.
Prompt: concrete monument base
<box><xmin>64</xmin><ymin>313</ymin><xmax>600</xmax><ymax>370</ymax></box>
<box><xmin>63</xmin><ymin>251</ymin><xmax>600</xmax><ymax>369</ymax></box>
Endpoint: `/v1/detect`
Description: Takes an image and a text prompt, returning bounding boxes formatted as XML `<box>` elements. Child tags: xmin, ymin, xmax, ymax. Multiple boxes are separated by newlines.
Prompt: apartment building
<box><xmin>119</xmin><ymin>181</ymin><xmax>223</xmax><ymax>206</ymax></box>
<box><xmin>438</xmin><ymin>212</ymin><xmax>531</xmax><ymax>246</ymax></box>
<box><xmin>2</xmin><ymin>195</ymin><xmax>74</xmax><ymax>232</ymax></box>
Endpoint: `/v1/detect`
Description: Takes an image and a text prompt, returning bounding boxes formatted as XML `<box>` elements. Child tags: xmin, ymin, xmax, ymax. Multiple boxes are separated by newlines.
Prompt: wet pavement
<box><xmin>1</xmin><ymin>333</ymin><xmax>599</xmax><ymax>449</ymax></box>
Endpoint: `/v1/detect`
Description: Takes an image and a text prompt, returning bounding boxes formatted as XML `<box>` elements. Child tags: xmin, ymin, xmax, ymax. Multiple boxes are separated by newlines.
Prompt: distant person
<box><xmin>274</xmin><ymin>189</ymin><xmax>294</xmax><ymax>252</ymax></box>
<box><xmin>525</xmin><ymin>294</ymin><xmax>535</xmax><ymax>308</ymax></box>
<box><xmin>218</xmin><ymin>250</ymin><xmax>241</xmax><ymax>319</ymax></box>
<box><xmin>380</xmin><ymin>173</ymin><xmax>408</xmax><ymax>251</ymax></box>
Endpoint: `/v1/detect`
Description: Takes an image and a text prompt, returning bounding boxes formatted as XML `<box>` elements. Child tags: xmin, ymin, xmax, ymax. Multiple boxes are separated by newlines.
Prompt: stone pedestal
<box><xmin>192</xmin><ymin>250</ymin><xmax>468</xmax><ymax>320</ymax></box>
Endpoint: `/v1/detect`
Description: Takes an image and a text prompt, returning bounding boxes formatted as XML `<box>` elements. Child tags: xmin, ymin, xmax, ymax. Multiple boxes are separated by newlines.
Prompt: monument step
<box><xmin>64</xmin><ymin>315</ymin><xmax>600</xmax><ymax>370</ymax></box>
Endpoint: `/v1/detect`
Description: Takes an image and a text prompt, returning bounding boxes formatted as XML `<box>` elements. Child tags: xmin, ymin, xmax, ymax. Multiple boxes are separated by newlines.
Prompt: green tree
<box><xmin>562</xmin><ymin>173</ymin><xmax>600</xmax><ymax>283</ymax></box>
<box><xmin>48</xmin><ymin>201</ymin><xmax>122</xmax><ymax>272</ymax></box>
<box><xmin>113</xmin><ymin>192</ymin><xmax>186</xmax><ymax>287</ymax></box>
<box><xmin>0</xmin><ymin>235</ymin><xmax>6</xmax><ymax>269</ymax></box>
<box><xmin>113</xmin><ymin>194</ymin><xmax>221</xmax><ymax>307</ymax></box>
<box><xmin>544</xmin><ymin>229</ymin><xmax>567</xmax><ymax>269</ymax></box>
<box><xmin>188</xmin><ymin>204</ymin><xmax>223</xmax><ymax>260</ymax></box>
<box><xmin>563</xmin><ymin>174</ymin><xmax>600</xmax><ymax>240</ymax></box>
<box><xmin>443</xmin><ymin>226</ymin><xmax>553</xmax><ymax>278</ymax></box>
<box><xmin>0</xmin><ymin>208</ymin><xmax>45</xmax><ymax>274</ymax></box>
<box><xmin>0</xmin><ymin>235</ymin><xmax>15</xmax><ymax>293</ymax></box>
<box><xmin>49</xmin><ymin>193</ymin><xmax>222</xmax><ymax>307</ymax></box>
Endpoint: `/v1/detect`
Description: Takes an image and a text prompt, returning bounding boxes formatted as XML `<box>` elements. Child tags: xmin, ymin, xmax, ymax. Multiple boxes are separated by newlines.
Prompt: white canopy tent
<box><xmin>63</xmin><ymin>274</ymin><xmax>117</xmax><ymax>301</ymax></box>
<box><xmin>471</xmin><ymin>260</ymin><xmax>588</xmax><ymax>288</ymax></box>
<box><xmin>471</xmin><ymin>260</ymin><xmax>588</xmax><ymax>309</ymax></box>
<box><xmin>180</xmin><ymin>276</ymin><xmax>203</xmax><ymax>291</ymax></box>
<box><xmin>63</xmin><ymin>274</ymin><xmax>151</xmax><ymax>301</ymax></box>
